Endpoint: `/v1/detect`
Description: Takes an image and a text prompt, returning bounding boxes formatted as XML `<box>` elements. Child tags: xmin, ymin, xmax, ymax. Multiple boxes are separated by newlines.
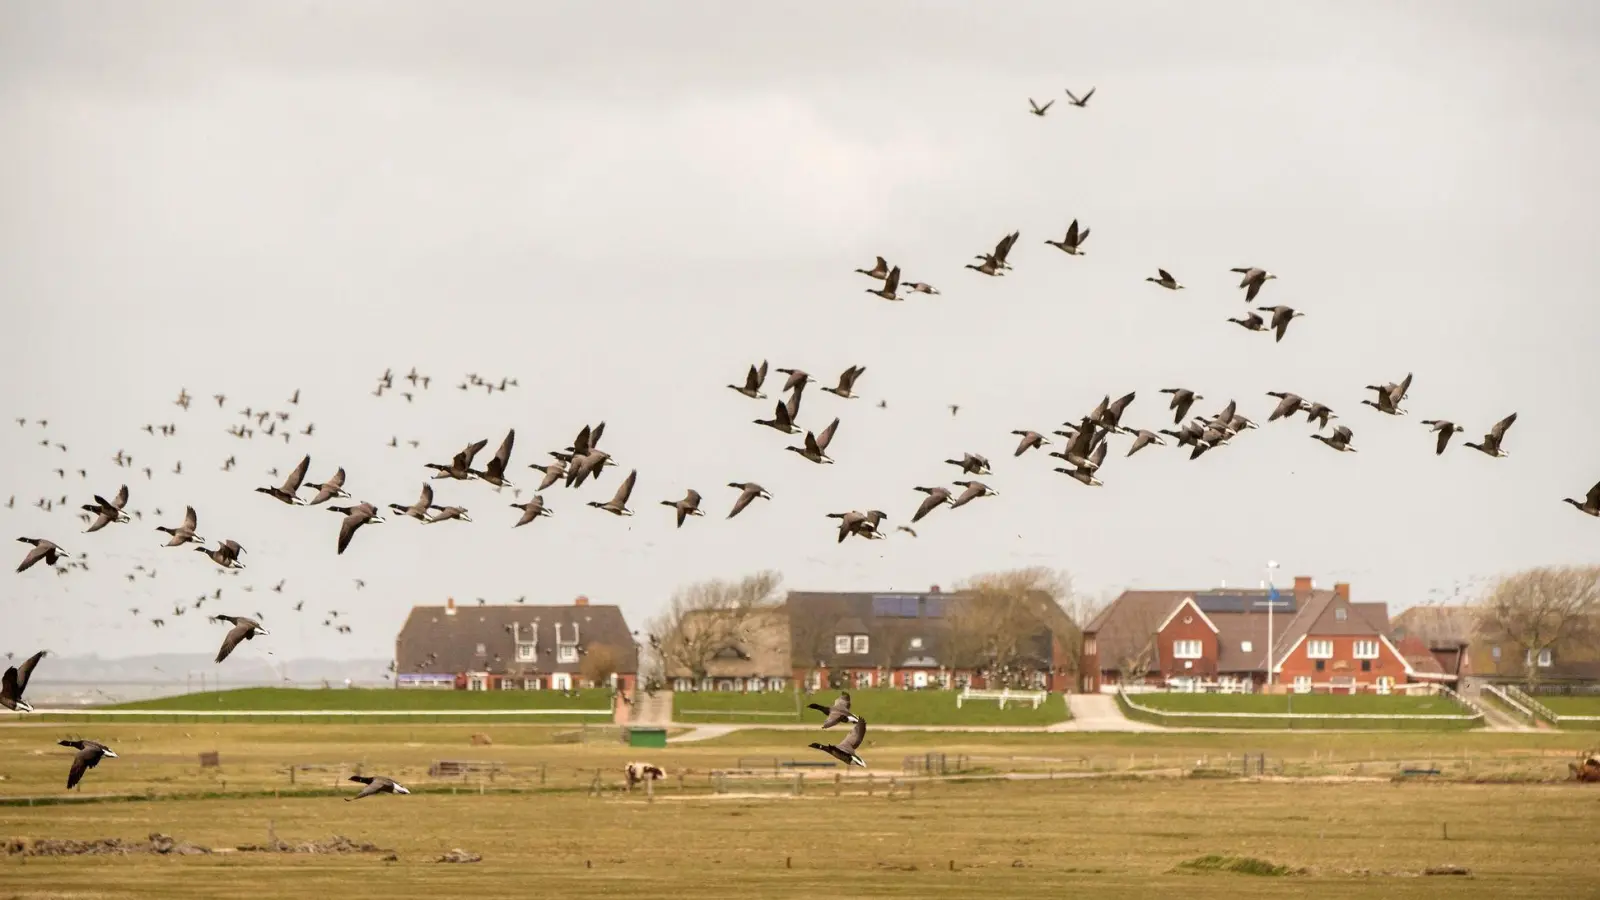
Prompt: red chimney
<box><xmin>574</xmin><ymin>595</ymin><xmax>589</xmax><ymax>607</ymax></box>
<box><xmin>1334</xmin><ymin>583</ymin><xmax>1350</xmax><ymax>602</ymax></box>
<box><xmin>1293</xmin><ymin>576</ymin><xmax>1313</xmax><ymax>596</ymax></box>
<box><xmin>929</xmin><ymin>585</ymin><xmax>941</xmax><ymax>593</ymax></box>
<box><xmin>445</xmin><ymin>597</ymin><xmax>456</xmax><ymax>616</ymax></box>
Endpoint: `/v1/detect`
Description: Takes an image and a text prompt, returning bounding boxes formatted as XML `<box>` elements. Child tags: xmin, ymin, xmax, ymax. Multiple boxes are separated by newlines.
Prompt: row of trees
<box><xmin>1475</xmin><ymin>564</ymin><xmax>1600</xmax><ymax>687</ymax></box>
<box><xmin>646</xmin><ymin>566</ymin><xmax>1098</xmax><ymax>687</ymax></box>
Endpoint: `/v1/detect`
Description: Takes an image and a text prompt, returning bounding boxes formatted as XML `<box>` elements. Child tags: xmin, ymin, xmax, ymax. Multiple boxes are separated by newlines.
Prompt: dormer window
<box><xmin>835</xmin><ymin>635</ymin><xmax>851</xmax><ymax>654</ymax></box>
<box><xmin>909</xmin><ymin>637</ymin><xmax>924</xmax><ymax>650</ymax></box>
<box><xmin>1335</xmin><ymin>607</ymin><xmax>1347</xmax><ymax>621</ymax></box>
<box><xmin>852</xmin><ymin>635</ymin><xmax>869</xmax><ymax>654</ymax></box>
<box><xmin>475</xmin><ymin>643</ymin><xmax>486</xmax><ymax>656</ymax></box>
<box><xmin>1240</xmin><ymin>641</ymin><xmax>1253</xmax><ymax>653</ymax></box>
<box><xmin>515</xmin><ymin>622</ymin><xmax>537</xmax><ymax>662</ymax></box>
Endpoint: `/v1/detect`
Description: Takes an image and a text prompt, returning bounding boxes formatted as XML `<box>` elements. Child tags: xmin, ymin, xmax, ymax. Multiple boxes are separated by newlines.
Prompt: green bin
<box><xmin>627</xmin><ymin>727</ymin><xmax>668</xmax><ymax>749</ymax></box>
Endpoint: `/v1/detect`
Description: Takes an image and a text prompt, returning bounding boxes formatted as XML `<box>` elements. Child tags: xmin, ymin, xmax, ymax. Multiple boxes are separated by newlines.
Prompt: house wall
<box><xmin>1156</xmin><ymin>609</ymin><xmax>1219</xmax><ymax>682</ymax></box>
<box><xmin>1276</xmin><ymin>635</ymin><xmax>1406</xmax><ymax>688</ymax></box>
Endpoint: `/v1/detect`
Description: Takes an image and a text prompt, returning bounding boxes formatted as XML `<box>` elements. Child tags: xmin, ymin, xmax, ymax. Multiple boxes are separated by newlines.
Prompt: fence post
<box><xmin>834</xmin><ymin>772</ymin><xmax>842</xmax><ymax>796</ymax></box>
<box><xmin>646</xmin><ymin>774</ymin><xmax>654</xmax><ymax>804</ymax></box>
<box><xmin>867</xmin><ymin>773</ymin><xmax>874</xmax><ymax>796</ymax></box>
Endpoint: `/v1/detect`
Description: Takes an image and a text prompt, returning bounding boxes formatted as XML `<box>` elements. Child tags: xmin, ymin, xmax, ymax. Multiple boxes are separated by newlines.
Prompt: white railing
<box><xmin>956</xmin><ymin>688</ymin><xmax>1048</xmax><ymax>710</ymax></box>
<box><xmin>1503</xmin><ymin>685</ymin><xmax>1560</xmax><ymax>724</ymax></box>
<box><xmin>1432</xmin><ymin>684</ymin><xmax>1485</xmax><ymax>718</ymax></box>
<box><xmin>1480</xmin><ymin>684</ymin><xmax>1535</xmax><ymax>720</ymax></box>
<box><xmin>1</xmin><ymin>708</ymin><xmax>612</xmax><ymax>718</ymax></box>
<box><xmin>1117</xmin><ymin>689</ymin><xmax>1482</xmax><ymax>723</ymax></box>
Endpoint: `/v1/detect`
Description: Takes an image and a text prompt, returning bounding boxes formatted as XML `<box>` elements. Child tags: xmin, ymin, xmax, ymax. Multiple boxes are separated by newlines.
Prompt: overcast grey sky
<box><xmin>4</xmin><ymin>1</ymin><xmax>1599</xmax><ymax>663</ymax></box>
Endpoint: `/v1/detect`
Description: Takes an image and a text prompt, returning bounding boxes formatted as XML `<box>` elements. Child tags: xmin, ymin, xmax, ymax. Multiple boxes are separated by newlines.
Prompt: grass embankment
<box><xmin>1118</xmin><ymin>692</ymin><xmax>1481</xmax><ymax>731</ymax></box>
<box><xmin>0</xmin><ymin>724</ymin><xmax>1591</xmax><ymax>899</ymax></box>
<box><xmin>19</xmin><ymin>687</ymin><xmax>618</xmax><ymax>724</ymax></box>
<box><xmin>1538</xmin><ymin>695</ymin><xmax>1600</xmax><ymax>729</ymax></box>
<box><xmin>672</xmin><ymin>688</ymin><xmax>1069</xmax><ymax>726</ymax></box>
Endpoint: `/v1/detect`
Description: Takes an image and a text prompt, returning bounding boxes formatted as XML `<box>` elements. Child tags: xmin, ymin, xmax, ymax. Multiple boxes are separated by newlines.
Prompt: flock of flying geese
<box><xmin>8</xmin><ymin>85</ymin><xmax>1600</xmax><ymax>795</ymax></box>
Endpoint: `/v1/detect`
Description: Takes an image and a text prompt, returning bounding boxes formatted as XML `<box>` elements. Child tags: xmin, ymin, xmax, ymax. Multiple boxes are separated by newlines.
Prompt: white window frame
<box><xmin>855</xmin><ymin>670</ymin><xmax>872</xmax><ymax>688</ymax></box>
<box><xmin>912</xmin><ymin>671</ymin><xmax>928</xmax><ymax>688</ymax></box>
<box><xmin>747</xmin><ymin>677</ymin><xmax>763</xmax><ymax>692</ymax></box>
<box><xmin>909</xmin><ymin>637</ymin><xmax>923</xmax><ymax>650</ymax></box>
<box><xmin>852</xmin><ymin>635</ymin><xmax>870</xmax><ymax>654</ymax></box>
<box><xmin>835</xmin><ymin>635</ymin><xmax>851</xmax><ymax>654</ymax></box>
<box><xmin>1375</xmin><ymin>676</ymin><xmax>1394</xmax><ymax>695</ymax></box>
<box><xmin>767</xmin><ymin>677</ymin><xmax>784</xmax><ymax>692</ymax></box>
<box><xmin>1240</xmin><ymin>641</ymin><xmax>1253</xmax><ymax>653</ymax></box>
<box><xmin>1292</xmin><ymin>675</ymin><xmax>1312</xmax><ymax>694</ymax></box>
<box><xmin>557</xmin><ymin>645</ymin><xmax>578</xmax><ymax>664</ymax></box>
<box><xmin>550</xmin><ymin>672</ymin><xmax>571</xmax><ymax>691</ymax></box>
<box><xmin>1306</xmin><ymin>639</ymin><xmax>1333</xmax><ymax>660</ymax></box>
<box><xmin>1537</xmin><ymin>647</ymin><xmax>1552</xmax><ymax>667</ymax></box>
<box><xmin>474</xmin><ymin>642</ymin><xmax>487</xmax><ymax>656</ymax></box>
<box><xmin>467</xmin><ymin>675</ymin><xmax>487</xmax><ymax>691</ymax></box>
<box><xmin>499</xmin><ymin>678</ymin><xmax>516</xmax><ymax>690</ymax></box>
<box><xmin>516</xmin><ymin>642</ymin><xmax>536</xmax><ymax>662</ymax></box>
<box><xmin>1172</xmin><ymin>639</ymin><xmax>1202</xmax><ymax>660</ymax></box>
<box><xmin>1334</xmin><ymin>607</ymin><xmax>1347</xmax><ymax>621</ymax></box>
<box><xmin>1353</xmin><ymin>640</ymin><xmax>1379</xmax><ymax>660</ymax></box>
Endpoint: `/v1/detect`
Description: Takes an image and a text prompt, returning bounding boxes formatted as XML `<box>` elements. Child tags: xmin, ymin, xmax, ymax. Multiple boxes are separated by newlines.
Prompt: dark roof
<box><xmin>1391</xmin><ymin>606</ymin><xmax>1475</xmax><ymax>648</ymax></box>
<box><xmin>785</xmin><ymin>590</ymin><xmax>1067</xmax><ymax>670</ymax></box>
<box><xmin>395</xmin><ymin>602</ymin><xmax>638</xmax><ymax>677</ymax></box>
<box><xmin>1393</xmin><ymin>635</ymin><xmax>1447</xmax><ymax>676</ymax></box>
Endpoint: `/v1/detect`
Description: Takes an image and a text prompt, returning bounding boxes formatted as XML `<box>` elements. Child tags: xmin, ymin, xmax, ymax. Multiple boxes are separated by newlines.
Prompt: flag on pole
<box><xmin>1267</xmin><ymin>584</ymin><xmax>1280</xmax><ymax>603</ymax></box>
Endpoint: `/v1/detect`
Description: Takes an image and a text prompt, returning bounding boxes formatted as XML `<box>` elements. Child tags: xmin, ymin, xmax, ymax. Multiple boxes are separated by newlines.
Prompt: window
<box><xmin>1240</xmin><ymin>641</ymin><xmax>1253</xmax><ymax>653</ymax></box>
<box><xmin>474</xmin><ymin>643</ymin><xmax>487</xmax><ymax>656</ymax></box>
<box><xmin>909</xmin><ymin>637</ymin><xmax>924</xmax><ymax>650</ymax></box>
<box><xmin>467</xmin><ymin>675</ymin><xmax>487</xmax><ymax>691</ymax></box>
<box><xmin>1172</xmin><ymin>640</ymin><xmax>1202</xmax><ymax>659</ymax></box>
<box><xmin>1306</xmin><ymin>639</ymin><xmax>1333</xmax><ymax>659</ymax></box>
<box><xmin>853</xmin><ymin>635</ymin><xmax>870</xmax><ymax>654</ymax></box>
<box><xmin>516</xmin><ymin>642</ymin><xmax>536</xmax><ymax>662</ymax></box>
<box><xmin>747</xmin><ymin>677</ymin><xmax>763</xmax><ymax>692</ymax></box>
<box><xmin>855</xmin><ymin>670</ymin><xmax>873</xmax><ymax>688</ymax></box>
<box><xmin>1293</xmin><ymin>675</ymin><xmax>1311</xmax><ymax>693</ymax></box>
<box><xmin>1537</xmin><ymin>648</ymin><xmax>1553</xmax><ymax>667</ymax></box>
<box><xmin>767</xmin><ymin>677</ymin><xmax>784</xmax><ymax>692</ymax></box>
<box><xmin>557</xmin><ymin>645</ymin><xmax>578</xmax><ymax>664</ymax></box>
<box><xmin>524</xmin><ymin>678</ymin><xmax>542</xmax><ymax>690</ymax></box>
<box><xmin>1084</xmin><ymin>638</ymin><xmax>1097</xmax><ymax>656</ymax></box>
<box><xmin>835</xmin><ymin>635</ymin><xmax>851</xmax><ymax>654</ymax></box>
<box><xmin>551</xmin><ymin>672</ymin><xmax>571</xmax><ymax>691</ymax></box>
<box><xmin>1375</xmin><ymin>676</ymin><xmax>1394</xmax><ymax>695</ymax></box>
<box><xmin>499</xmin><ymin>678</ymin><xmax>515</xmax><ymax>690</ymax></box>
<box><xmin>1353</xmin><ymin>640</ymin><xmax>1379</xmax><ymax>659</ymax></box>
<box><xmin>1360</xmin><ymin>660</ymin><xmax>1371</xmax><ymax>672</ymax></box>
<box><xmin>1335</xmin><ymin>607</ymin><xmax>1347</xmax><ymax>621</ymax></box>
<box><xmin>1315</xmin><ymin>660</ymin><xmax>1325</xmax><ymax>672</ymax></box>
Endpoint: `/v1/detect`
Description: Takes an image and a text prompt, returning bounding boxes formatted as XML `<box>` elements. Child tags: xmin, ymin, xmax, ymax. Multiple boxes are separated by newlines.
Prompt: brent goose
<box><xmin>256</xmin><ymin>455</ymin><xmax>311</xmax><ymax>505</ymax></box>
<box><xmin>1365</xmin><ymin>373</ymin><xmax>1414</xmax><ymax>407</ymax></box>
<box><xmin>15</xmin><ymin>538</ymin><xmax>66</xmax><ymax>573</ymax></box>
<box><xmin>1305</xmin><ymin>403</ymin><xmax>1338</xmax><ymax>430</ymax></box>
<box><xmin>1124</xmin><ymin>430</ymin><xmax>1167</xmax><ymax>457</ymax></box>
<box><xmin>822</xmin><ymin>366</ymin><xmax>867</xmax><ymax>399</ymax></box>
<box><xmin>425</xmin><ymin>505</ymin><xmax>472</xmax><ymax>523</ymax></box>
<box><xmin>854</xmin><ymin>256</ymin><xmax>891</xmax><ymax>279</ymax></box>
<box><xmin>806</xmin><ymin>692</ymin><xmax>861</xmax><ymax>728</ymax></box>
<box><xmin>661</xmin><ymin>489</ymin><xmax>704</xmax><ymax>528</ymax></box>
<box><xmin>1011</xmin><ymin>430</ymin><xmax>1050</xmax><ymax>456</ymax></box>
<box><xmin>1229</xmin><ymin>267</ymin><xmax>1277</xmax><ymax>303</ymax></box>
<box><xmin>1064</xmin><ymin>86</ymin><xmax>1095</xmax><ymax>107</ymax></box>
<box><xmin>950</xmin><ymin>480</ymin><xmax>998</xmax><ymax>508</ymax></box>
<box><xmin>329</xmin><ymin>503</ymin><xmax>386</xmax><ymax>554</ymax></box>
<box><xmin>1312</xmin><ymin>425</ymin><xmax>1358</xmax><ymax>453</ymax></box>
<box><xmin>156</xmin><ymin>506</ymin><xmax>206</xmax><ymax>547</ymax></box>
<box><xmin>211</xmin><ymin>614</ymin><xmax>268</xmax><ymax>663</ymax></box>
<box><xmin>1257</xmin><ymin>305</ymin><xmax>1303</xmax><ymax>342</ymax></box>
<box><xmin>911</xmin><ymin>486</ymin><xmax>954</xmax><ymax>523</ymax></box>
<box><xmin>866</xmin><ymin>267</ymin><xmax>902</xmax><ymax>301</ymax></box>
<box><xmin>81</xmin><ymin>485</ymin><xmax>131</xmax><ymax>533</ymax></box>
<box><xmin>1045</xmin><ymin>219</ymin><xmax>1089</xmax><ymax>255</ymax></box>
<box><xmin>389</xmin><ymin>483</ymin><xmax>436</xmax><ymax>520</ymax></box>
<box><xmin>728</xmin><ymin>361</ymin><xmax>770</xmax><ymax>399</ymax></box>
<box><xmin>1227</xmin><ymin>311</ymin><xmax>1268</xmax><ymax>332</ymax></box>
<box><xmin>945</xmin><ymin>453</ymin><xmax>993</xmax><ymax>475</ymax></box>
<box><xmin>1028</xmin><ymin>98</ymin><xmax>1054</xmax><ymax>116</ymax></box>
<box><xmin>303</xmin><ymin>467</ymin><xmax>351</xmax><ymax>506</ymax></box>
<box><xmin>1</xmin><ymin>650</ymin><xmax>45</xmax><ymax>712</ymax></box>
<box><xmin>510</xmin><ymin>495</ymin><xmax>552</xmax><ymax>527</ymax></box>
<box><xmin>967</xmin><ymin>231</ymin><xmax>1019</xmax><ymax>275</ymax></box>
<box><xmin>564</xmin><ymin>450</ymin><xmax>615</xmax><ymax>488</ymax></box>
<box><xmin>827</xmin><ymin>510</ymin><xmax>886</xmax><ymax>543</ymax></box>
<box><xmin>787</xmin><ymin>418</ymin><xmax>840</xmax><ymax>464</ymax></box>
<box><xmin>60</xmin><ymin>739</ymin><xmax>117</xmax><ymax>789</ymax></box>
<box><xmin>1563</xmin><ymin>480</ymin><xmax>1600</xmax><ymax>517</ymax></box>
<box><xmin>1266</xmin><ymin>392</ymin><xmax>1305</xmax><ymax>421</ymax></box>
<box><xmin>346</xmin><ymin>774</ymin><xmax>411</xmax><ymax>801</ymax></box>
<box><xmin>1420</xmin><ymin>420</ymin><xmax>1465</xmax><ymax>455</ymax></box>
<box><xmin>726</xmin><ymin>482</ymin><xmax>771</xmax><ymax>519</ymax></box>
<box><xmin>589</xmin><ymin>470</ymin><xmax>638</xmax><ymax>516</ymax></box>
<box><xmin>426</xmin><ymin>439</ymin><xmax>488</xmax><ymax>481</ymax></box>
<box><xmin>754</xmin><ymin>394</ymin><xmax>803</xmax><ymax>435</ymax></box>
<box><xmin>1361</xmin><ymin>390</ymin><xmax>1407</xmax><ymax>416</ymax></box>
<box><xmin>904</xmin><ymin>281</ymin><xmax>940</xmax><ymax>295</ymax></box>
<box><xmin>808</xmin><ymin>717</ymin><xmax>867</xmax><ymax>767</ymax></box>
<box><xmin>1146</xmin><ymin>269</ymin><xmax>1183</xmax><ymax>290</ymax></box>
<box><xmin>473</xmin><ymin>429</ymin><xmax>516</xmax><ymax>487</ymax></box>
<box><xmin>195</xmin><ymin>539</ymin><xmax>246</xmax><ymax>569</ymax></box>
<box><xmin>775</xmin><ymin>368</ymin><xmax>814</xmax><ymax>393</ymax></box>
<box><xmin>895</xmin><ymin>525</ymin><xmax>918</xmax><ymax>537</ymax></box>
<box><xmin>1465</xmin><ymin>413</ymin><xmax>1518</xmax><ymax>458</ymax></box>
<box><xmin>528</xmin><ymin>458</ymin><xmax>568</xmax><ymax>491</ymax></box>
<box><xmin>1160</xmin><ymin>388</ymin><xmax>1203</xmax><ymax>425</ymax></box>
<box><xmin>1092</xmin><ymin>392</ymin><xmax>1138</xmax><ymax>433</ymax></box>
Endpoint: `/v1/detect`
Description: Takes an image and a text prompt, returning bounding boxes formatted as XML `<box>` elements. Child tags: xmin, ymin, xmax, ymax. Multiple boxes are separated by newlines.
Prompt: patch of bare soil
<box><xmin>234</xmin><ymin>835</ymin><xmax>392</xmax><ymax>854</ymax></box>
<box><xmin>4</xmin><ymin>833</ymin><xmax>210</xmax><ymax>857</ymax></box>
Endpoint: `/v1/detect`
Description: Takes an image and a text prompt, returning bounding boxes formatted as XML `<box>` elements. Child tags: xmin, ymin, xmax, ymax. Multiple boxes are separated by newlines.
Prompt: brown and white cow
<box><xmin>624</xmin><ymin>762</ymin><xmax>665</xmax><ymax>787</ymax></box>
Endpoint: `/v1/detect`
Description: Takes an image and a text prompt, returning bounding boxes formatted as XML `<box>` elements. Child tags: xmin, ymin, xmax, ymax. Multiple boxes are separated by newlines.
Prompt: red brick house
<box><xmin>394</xmin><ymin>595</ymin><xmax>638</xmax><ymax>695</ymax></box>
<box><xmin>1082</xmin><ymin>576</ymin><xmax>1415</xmax><ymax>693</ymax></box>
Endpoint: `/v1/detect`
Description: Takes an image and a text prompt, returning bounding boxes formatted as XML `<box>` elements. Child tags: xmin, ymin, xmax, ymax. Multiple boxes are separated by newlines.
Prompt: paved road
<box><xmin>1052</xmin><ymin>693</ymin><xmax>1165</xmax><ymax>732</ymax></box>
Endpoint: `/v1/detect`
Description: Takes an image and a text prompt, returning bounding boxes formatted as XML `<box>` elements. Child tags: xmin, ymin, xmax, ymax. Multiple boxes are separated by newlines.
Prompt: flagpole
<box><xmin>1266</xmin><ymin>561</ymin><xmax>1280</xmax><ymax>690</ymax></box>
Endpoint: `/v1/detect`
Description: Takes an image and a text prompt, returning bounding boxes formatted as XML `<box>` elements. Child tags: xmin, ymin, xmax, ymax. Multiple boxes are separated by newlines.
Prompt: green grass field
<box><xmin>7</xmin><ymin>687</ymin><xmax>619</xmax><ymax>724</ymax></box>
<box><xmin>673</xmin><ymin>688</ymin><xmax>1069</xmax><ymax>726</ymax></box>
<box><xmin>1120</xmin><ymin>692</ymin><xmax>1480</xmax><ymax>731</ymax></box>
<box><xmin>1539</xmin><ymin>695</ymin><xmax>1600</xmax><ymax>717</ymax></box>
<box><xmin>0</xmin><ymin>723</ymin><xmax>1593</xmax><ymax>898</ymax></box>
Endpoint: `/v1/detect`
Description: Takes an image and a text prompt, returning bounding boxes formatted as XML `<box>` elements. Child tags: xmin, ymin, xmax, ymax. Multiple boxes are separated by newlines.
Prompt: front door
<box><xmin>912</xmin><ymin>671</ymin><xmax>928</xmax><ymax>688</ymax></box>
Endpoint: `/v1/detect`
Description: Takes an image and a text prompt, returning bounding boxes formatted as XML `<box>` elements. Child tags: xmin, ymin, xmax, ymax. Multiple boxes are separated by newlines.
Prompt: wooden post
<box><xmin>834</xmin><ymin>772</ymin><xmax>842</xmax><ymax>796</ymax></box>
<box><xmin>786</xmin><ymin>856</ymin><xmax>792</xmax><ymax>869</ymax></box>
<box><xmin>540</xmin><ymin>764</ymin><xmax>547</xmax><ymax>785</ymax></box>
<box><xmin>677</xmin><ymin>771</ymin><xmax>685</xmax><ymax>792</ymax></box>
<box><xmin>288</xmin><ymin>765</ymin><xmax>296</xmax><ymax>786</ymax></box>
<box><xmin>268</xmin><ymin>819</ymin><xmax>277</xmax><ymax>846</ymax></box>
<box><xmin>1442</xmin><ymin>823</ymin><xmax>1449</xmax><ymax>841</ymax></box>
<box><xmin>867</xmin><ymin>773</ymin><xmax>874</xmax><ymax>796</ymax></box>
<box><xmin>646</xmin><ymin>774</ymin><xmax>654</xmax><ymax>804</ymax></box>
<box><xmin>793</xmin><ymin>773</ymin><xmax>803</xmax><ymax>796</ymax></box>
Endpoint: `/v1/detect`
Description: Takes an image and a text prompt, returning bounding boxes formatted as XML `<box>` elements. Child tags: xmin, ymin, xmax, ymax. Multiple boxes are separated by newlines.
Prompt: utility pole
<box><xmin>1266</xmin><ymin>561</ymin><xmax>1280</xmax><ymax>690</ymax></box>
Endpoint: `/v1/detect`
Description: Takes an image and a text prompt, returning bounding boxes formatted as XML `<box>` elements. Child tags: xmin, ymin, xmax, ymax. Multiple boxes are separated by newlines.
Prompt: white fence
<box><xmin>1503</xmin><ymin>684</ymin><xmax>1600</xmax><ymax>726</ymax></box>
<box><xmin>1117</xmin><ymin>689</ymin><xmax>1483</xmax><ymax>725</ymax></box>
<box><xmin>1480</xmin><ymin>684</ymin><xmax>1536</xmax><ymax>721</ymax></box>
<box><xmin>956</xmin><ymin>688</ymin><xmax>1048</xmax><ymax>710</ymax></box>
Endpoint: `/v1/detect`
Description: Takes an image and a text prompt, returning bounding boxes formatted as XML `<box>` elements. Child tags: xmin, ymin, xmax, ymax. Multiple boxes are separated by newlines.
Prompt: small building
<box><xmin>1391</xmin><ymin>606</ymin><xmax>1477</xmax><ymax>680</ymax></box>
<box><xmin>1083</xmin><ymin>576</ymin><xmax>1414</xmax><ymax>693</ymax></box>
<box><xmin>394</xmin><ymin>595</ymin><xmax>638</xmax><ymax>694</ymax></box>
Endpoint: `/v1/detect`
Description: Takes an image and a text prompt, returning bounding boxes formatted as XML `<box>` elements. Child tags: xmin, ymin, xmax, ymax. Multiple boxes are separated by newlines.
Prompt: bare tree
<box><xmin>1475</xmin><ymin>565</ymin><xmax>1600</xmax><ymax>689</ymax></box>
<box><xmin>651</xmin><ymin>571</ymin><xmax>783</xmax><ymax>684</ymax></box>
<box><xmin>785</xmin><ymin>593</ymin><xmax>847</xmax><ymax>690</ymax></box>
<box><xmin>579</xmin><ymin>643</ymin><xmax>622</xmax><ymax>687</ymax></box>
<box><xmin>950</xmin><ymin>567</ymin><xmax>1081</xmax><ymax>687</ymax></box>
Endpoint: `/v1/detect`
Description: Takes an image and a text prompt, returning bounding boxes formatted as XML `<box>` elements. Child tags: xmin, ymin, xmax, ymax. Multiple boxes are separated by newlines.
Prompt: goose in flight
<box><xmin>806</xmin><ymin>692</ymin><xmax>861</xmax><ymax>729</ymax></box>
<box><xmin>808</xmin><ymin>717</ymin><xmax>868</xmax><ymax>767</ymax></box>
